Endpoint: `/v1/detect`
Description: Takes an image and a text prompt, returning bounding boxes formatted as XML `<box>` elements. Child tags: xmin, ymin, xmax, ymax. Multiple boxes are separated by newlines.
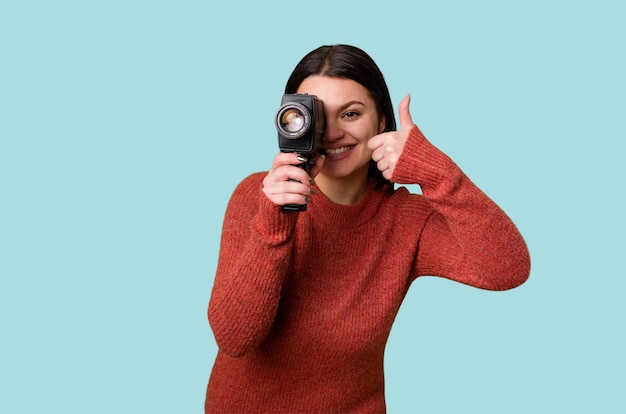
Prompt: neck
<box><xmin>315</xmin><ymin>166</ymin><xmax>369</xmax><ymax>205</ymax></box>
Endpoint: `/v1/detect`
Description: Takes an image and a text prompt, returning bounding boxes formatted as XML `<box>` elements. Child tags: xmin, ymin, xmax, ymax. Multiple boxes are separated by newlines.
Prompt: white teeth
<box><xmin>325</xmin><ymin>146</ymin><xmax>352</xmax><ymax>156</ymax></box>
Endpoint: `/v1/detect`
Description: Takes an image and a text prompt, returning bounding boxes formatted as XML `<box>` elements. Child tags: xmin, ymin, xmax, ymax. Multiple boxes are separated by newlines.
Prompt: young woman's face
<box><xmin>296</xmin><ymin>76</ymin><xmax>385</xmax><ymax>180</ymax></box>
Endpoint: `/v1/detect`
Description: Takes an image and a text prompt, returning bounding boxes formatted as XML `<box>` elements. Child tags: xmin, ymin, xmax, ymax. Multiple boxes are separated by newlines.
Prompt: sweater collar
<box><xmin>308</xmin><ymin>179</ymin><xmax>389</xmax><ymax>227</ymax></box>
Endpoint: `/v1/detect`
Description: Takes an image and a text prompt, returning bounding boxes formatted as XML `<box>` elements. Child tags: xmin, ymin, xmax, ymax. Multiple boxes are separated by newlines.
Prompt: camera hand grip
<box><xmin>281</xmin><ymin>160</ymin><xmax>311</xmax><ymax>212</ymax></box>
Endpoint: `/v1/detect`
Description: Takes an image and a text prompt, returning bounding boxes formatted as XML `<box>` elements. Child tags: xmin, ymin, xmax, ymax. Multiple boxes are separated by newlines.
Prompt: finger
<box><xmin>266</xmin><ymin>164</ymin><xmax>311</xmax><ymax>187</ymax></box>
<box><xmin>398</xmin><ymin>94</ymin><xmax>415</xmax><ymax>131</ymax></box>
<box><xmin>262</xmin><ymin>180</ymin><xmax>313</xmax><ymax>206</ymax></box>
<box><xmin>279</xmin><ymin>193</ymin><xmax>311</xmax><ymax>206</ymax></box>
<box><xmin>367</xmin><ymin>133</ymin><xmax>385</xmax><ymax>151</ymax></box>
<box><xmin>376</xmin><ymin>158</ymin><xmax>390</xmax><ymax>173</ymax></box>
<box><xmin>265</xmin><ymin>180</ymin><xmax>311</xmax><ymax>197</ymax></box>
<box><xmin>371</xmin><ymin>134</ymin><xmax>400</xmax><ymax>160</ymax></box>
<box><xmin>382</xmin><ymin>168</ymin><xmax>393</xmax><ymax>181</ymax></box>
<box><xmin>269</xmin><ymin>152</ymin><xmax>310</xmax><ymax>171</ymax></box>
<box><xmin>276</xmin><ymin>182</ymin><xmax>313</xmax><ymax>206</ymax></box>
<box><xmin>370</xmin><ymin>146</ymin><xmax>385</xmax><ymax>163</ymax></box>
<box><xmin>264</xmin><ymin>191</ymin><xmax>311</xmax><ymax>207</ymax></box>
<box><xmin>309</xmin><ymin>154</ymin><xmax>325</xmax><ymax>179</ymax></box>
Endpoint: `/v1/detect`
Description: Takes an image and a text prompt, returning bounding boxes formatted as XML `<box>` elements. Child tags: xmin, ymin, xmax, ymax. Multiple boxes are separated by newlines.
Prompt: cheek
<box><xmin>348</xmin><ymin>123</ymin><xmax>378</xmax><ymax>144</ymax></box>
<box><xmin>359</xmin><ymin>140</ymin><xmax>374</xmax><ymax>159</ymax></box>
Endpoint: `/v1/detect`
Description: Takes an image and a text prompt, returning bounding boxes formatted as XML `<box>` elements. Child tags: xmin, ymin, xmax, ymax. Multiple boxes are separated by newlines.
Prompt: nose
<box><xmin>323</xmin><ymin>118</ymin><xmax>343</xmax><ymax>144</ymax></box>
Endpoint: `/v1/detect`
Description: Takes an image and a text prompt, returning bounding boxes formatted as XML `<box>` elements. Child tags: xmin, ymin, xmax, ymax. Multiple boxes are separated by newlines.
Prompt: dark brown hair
<box><xmin>284</xmin><ymin>44</ymin><xmax>395</xmax><ymax>188</ymax></box>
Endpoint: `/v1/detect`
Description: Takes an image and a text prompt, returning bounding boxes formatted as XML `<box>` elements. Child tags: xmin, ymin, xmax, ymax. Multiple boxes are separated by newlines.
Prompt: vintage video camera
<box><xmin>275</xmin><ymin>93</ymin><xmax>325</xmax><ymax>211</ymax></box>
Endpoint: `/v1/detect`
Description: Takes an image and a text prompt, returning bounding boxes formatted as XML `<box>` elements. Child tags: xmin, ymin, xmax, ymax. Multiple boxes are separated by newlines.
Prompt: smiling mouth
<box><xmin>323</xmin><ymin>146</ymin><xmax>354</xmax><ymax>156</ymax></box>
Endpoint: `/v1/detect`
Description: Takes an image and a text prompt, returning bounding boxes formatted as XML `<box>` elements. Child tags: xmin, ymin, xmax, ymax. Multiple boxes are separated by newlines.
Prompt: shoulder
<box><xmin>237</xmin><ymin>171</ymin><xmax>266</xmax><ymax>189</ymax></box>
<box><xmin>388</xmin><ymin>185</ymin><xmax>433</xmax><ymax>213</ymax></box>
<box><xmin>230</xmin><ymin>172</ymin><xmax>266</xmax><ymax>199</ymax></box>
<box><xmin>224</xmin><ymin>172</ymin><xmax>267</xmax><ymax>217</ymax></box>
<box><xmin>370</xmin><ymin>184</ymin><xmax>434</xmax><ymax>227</ymax></box>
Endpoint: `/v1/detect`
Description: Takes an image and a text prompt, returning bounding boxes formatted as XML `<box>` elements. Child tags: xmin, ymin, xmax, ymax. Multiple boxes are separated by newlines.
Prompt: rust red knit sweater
<box><xmin>205</xmin><ymin>126</ymin><xmax>530</xmax><ymax>413</ymax></box>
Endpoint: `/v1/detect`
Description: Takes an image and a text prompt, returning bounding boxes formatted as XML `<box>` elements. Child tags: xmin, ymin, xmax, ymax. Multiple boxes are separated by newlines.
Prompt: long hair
<box><xmin>284</xmin><ymin>45</ymin><xmax>395</xmax><ymax>189</ymax></box>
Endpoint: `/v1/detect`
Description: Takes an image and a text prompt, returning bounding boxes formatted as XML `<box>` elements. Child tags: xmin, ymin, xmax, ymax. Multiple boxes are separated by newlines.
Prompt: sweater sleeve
<box><xmin>392</xmin><ymin>126</ymin><xmax>531</xmax><ymax>290</ymax></box>
<box><xmin>208</xmin><ymin>173</ymin><xmax>298</xmax><ymax>357</ymax></box>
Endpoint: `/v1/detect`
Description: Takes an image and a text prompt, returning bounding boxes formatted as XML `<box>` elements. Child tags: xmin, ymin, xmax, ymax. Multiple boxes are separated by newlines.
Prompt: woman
<box><xmin>205</xmin><ymin>44</ymin><xmax>530</xmax><ymax>413</ymax></box>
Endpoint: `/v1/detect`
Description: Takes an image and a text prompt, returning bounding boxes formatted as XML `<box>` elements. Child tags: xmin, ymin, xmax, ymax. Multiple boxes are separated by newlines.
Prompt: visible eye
<box><xmin>342</xmin><ymin>110</ymin><xmax>360</xmax><ymax>119</ymax></box>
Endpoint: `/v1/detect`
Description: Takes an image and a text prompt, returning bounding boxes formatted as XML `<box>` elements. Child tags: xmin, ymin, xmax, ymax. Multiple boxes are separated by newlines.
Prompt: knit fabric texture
<box><xmin>205</xmin><ymin>125</ymin><xmax>530</xmax><ymax>413</ymax></box>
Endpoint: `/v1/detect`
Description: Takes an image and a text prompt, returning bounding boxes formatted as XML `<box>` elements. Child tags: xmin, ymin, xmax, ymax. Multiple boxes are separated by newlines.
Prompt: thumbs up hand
<box><xmin>368</xmin><ymin>94</ymin><xmax>415</xmax><ymax>181</ymax></box>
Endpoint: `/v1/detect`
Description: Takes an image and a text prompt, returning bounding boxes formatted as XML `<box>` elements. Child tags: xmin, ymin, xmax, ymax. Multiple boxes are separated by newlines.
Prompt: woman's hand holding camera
<box><xmin>262</xmin><ymin>153</ymin><xmax>325</xmax><ymax>207</ymax></box>
<box><xmin>368</xmin><ymin>94</ymin><xmax>415</xmax><ymax>181</ymax></box>
<box><xmin>263</xmin><ymin>95</ymin><xmax>415</xmax><ymax>206</ymax></box>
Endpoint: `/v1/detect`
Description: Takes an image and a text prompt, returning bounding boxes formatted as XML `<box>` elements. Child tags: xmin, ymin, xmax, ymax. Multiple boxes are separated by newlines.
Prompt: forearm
<box><xmin>208</xmin><ymin>176</ymin><xmax>297</xmax><ymax>356</ymax></box>
<box><xmin>395</xmin><ymin>127</ymin><xmax>530</xmax><ymax>290</ymax></box>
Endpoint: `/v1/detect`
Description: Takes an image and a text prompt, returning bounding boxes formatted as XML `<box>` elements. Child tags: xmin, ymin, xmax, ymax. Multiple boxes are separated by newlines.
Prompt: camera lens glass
<box><xmin>281</xmin><ymin>109</ymin><xmax>304</xmax><ymax>132</ymax></box>
<box><xmin>276</xmin><ymin>103</ymin><xmax>310</xmax><ymax>138</ymax></box>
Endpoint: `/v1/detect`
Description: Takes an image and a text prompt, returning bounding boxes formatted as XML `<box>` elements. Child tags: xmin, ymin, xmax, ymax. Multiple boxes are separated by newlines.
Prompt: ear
<box><xmin>378</xmin><ymin>116</ymin><xmax>386</xmax><ymax>133</ymax></box>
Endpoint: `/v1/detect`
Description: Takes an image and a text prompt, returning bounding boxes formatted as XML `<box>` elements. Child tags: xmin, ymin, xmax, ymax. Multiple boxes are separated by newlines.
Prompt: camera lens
<box><xmin>276</xmin><ymin>103</ymin><xmax>310</xmax><ymax>138</ymax></box>
<box><xmin>281</xmin><ymin>109</ymin><xmax>304</xmax><ymax>132</ymax></box>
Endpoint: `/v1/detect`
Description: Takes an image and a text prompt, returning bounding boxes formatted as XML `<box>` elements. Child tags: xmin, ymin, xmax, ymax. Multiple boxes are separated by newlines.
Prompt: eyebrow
<box><xmin>338</xmin><ymin>100</ymin><xmax>366</xmax><ymax>111</ymax></box>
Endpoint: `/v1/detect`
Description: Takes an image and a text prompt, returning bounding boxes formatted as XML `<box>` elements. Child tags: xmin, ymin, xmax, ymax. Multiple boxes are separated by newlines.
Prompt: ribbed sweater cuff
<box><xmin>251</xmin><ymin>193</ymin><xmax>299</xmax><ymax>244</ymax></box>
<box><xmin>390</xmin><ymin>125</ymin><xmax>461</xmax><ymax>198</ymax></box>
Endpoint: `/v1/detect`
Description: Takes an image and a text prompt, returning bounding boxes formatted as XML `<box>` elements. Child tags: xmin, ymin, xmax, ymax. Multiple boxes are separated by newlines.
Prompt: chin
<box><xmin>321</xmin><ymin>163</ymin><xmax>369</xmax><ymax>181</ymax></box>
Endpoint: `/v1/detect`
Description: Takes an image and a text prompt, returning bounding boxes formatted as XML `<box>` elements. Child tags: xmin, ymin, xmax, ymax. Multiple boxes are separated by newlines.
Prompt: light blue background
<box><xmin>1</xmin><ymin>1</ymin><xmax>624</xmax><ymax>413</ymax></box>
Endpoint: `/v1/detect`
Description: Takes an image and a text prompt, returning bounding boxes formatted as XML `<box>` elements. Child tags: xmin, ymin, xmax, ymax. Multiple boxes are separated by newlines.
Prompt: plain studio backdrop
<box><xmin>1</xmin><ymin>1</ymin><xmax>623</xmax><ymax>413</ymax></box>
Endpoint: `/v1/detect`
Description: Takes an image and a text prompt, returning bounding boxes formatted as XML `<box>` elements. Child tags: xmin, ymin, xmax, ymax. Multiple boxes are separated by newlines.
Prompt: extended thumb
<box><xmin>398</xmin><ymin>94</ymin><xmax>414</xmax><ymax>131</ymax></box>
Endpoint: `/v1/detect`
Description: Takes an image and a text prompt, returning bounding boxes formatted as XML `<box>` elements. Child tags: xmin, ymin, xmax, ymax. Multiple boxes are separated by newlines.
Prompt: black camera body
<box><xmin>275</xmin><ymin>93</ymin><xmax>325</xmax><ymax>211</ymax></box>
<box><xmin>276</xmin><ymin>93</ymin><xmax>325</xmax><ymax>165</ymax></box>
